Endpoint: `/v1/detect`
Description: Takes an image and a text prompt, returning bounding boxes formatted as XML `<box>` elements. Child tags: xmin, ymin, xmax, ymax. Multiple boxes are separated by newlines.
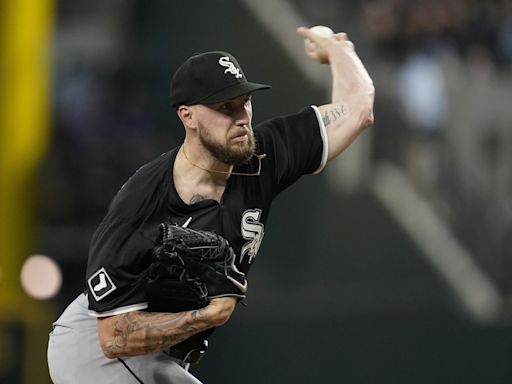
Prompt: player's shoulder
<box><xmin>120</xmin><ymin>150</ymin><xmax>174</xmax><ymax>190</ymax></box>
<box><xmin>107</xmin><ymin>148</ymin><xmax>177</xmax><ymax>216</ymax></box>
<box><xmin>254</xmin><ymin>106</ymin><xmax>316</xmax><ymax>133</ymax></box>
<box><xmin>254</xmin><ymin>106</ymin><xmax>318</xmax><ymax>148</ymax></box>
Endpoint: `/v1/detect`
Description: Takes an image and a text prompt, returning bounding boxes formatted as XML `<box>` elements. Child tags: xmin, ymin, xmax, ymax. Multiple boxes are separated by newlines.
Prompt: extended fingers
<box><xmin>297</xmin><ymin>26</ymin><xmax>332</xmax><ymax>42</ymax></box>
<box><xmin>334</xmin><ymin>32</ymin><xmax>348</xmax><ymax>41</ymax></box>
<box><xmin>296</xmin><ymin>26</ymin><xmax>316</xmax><ymax>41</ymax></box>
<box><xmin>297</xmin><ymin>26</ymin><xmax>348</xmax><ymax>41</ymax></box>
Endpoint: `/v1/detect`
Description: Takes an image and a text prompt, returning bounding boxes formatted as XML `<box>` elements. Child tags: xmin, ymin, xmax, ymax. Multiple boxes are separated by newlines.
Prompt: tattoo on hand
<box><xmin>322</xmin><ymin>105</ymin><xmax>345</xmax><ymax>127</ymax></box>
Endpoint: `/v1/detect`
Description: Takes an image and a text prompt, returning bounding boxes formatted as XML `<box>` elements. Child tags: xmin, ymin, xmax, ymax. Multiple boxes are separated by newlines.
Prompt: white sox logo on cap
<box><xmin>218</xmin><ymin>56</ymin><xmax>242</xmax><ymax>79</ymax></box>
<box><xmin>169</xmin><ymin>51</ymin><xmax>270</xmax><ymax>107</ymax></box>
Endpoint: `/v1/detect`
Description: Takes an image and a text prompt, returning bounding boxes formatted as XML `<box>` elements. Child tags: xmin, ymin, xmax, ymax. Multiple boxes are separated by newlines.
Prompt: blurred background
<box><xmin>1</xmin><ymin>0</ymin><xmax>512</xmax><ymax>383</ymax></box>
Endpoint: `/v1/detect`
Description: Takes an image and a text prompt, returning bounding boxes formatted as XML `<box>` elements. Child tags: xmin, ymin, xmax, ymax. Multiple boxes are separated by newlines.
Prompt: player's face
<box><xmin>197</xmin><ymin>95</ymin><xmax>255</xmax><ymax>165</ymax></box>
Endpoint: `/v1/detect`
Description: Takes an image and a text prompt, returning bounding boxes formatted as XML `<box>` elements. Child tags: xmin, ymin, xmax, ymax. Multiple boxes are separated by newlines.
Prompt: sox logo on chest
<box><xmin>240</xmin><ymin>209</ymin><xmax>264</xmax><ymax>264</ymax></box>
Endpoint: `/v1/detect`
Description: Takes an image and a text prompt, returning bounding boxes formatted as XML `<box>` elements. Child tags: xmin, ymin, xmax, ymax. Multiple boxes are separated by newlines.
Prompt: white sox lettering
<box><xmin>240</xmin><ymin>209</ymin><xmax>264</xmax><ymax>264</ymax></box>
<box><xmin>218</xmin><ymin>56</ymin><xmax>242</xmax><ymax>79</ymax></box>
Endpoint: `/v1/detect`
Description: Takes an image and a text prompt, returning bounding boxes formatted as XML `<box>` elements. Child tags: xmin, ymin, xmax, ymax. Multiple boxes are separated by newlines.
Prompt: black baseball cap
<box><xmin>169</xmin><ymin>51</ymin><xmax>271</xmax><ymax>108</ymax></box>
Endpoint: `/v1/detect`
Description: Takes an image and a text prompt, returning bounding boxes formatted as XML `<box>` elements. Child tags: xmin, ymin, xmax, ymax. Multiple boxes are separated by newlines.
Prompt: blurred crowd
<box><xmin>361</xmin><ymin>0</ymin><xmax>512</xmax><ymax>293</ymax></box>
<box><xmin>362</xmin><ymin>0</ymin><xmax>512</xmax><ymax>67</ymax></box>
<box><xmin>41</xmin><ymin>64</ymin><xmax>174</xmax><ymax>225</ymax></box>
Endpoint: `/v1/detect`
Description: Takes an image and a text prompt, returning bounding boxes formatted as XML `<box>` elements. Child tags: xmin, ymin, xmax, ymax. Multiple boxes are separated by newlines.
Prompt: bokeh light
<box><xmin>20</xmin><ymin>254</ymin><xmax>62</xmax><ymax>300</ymax></box>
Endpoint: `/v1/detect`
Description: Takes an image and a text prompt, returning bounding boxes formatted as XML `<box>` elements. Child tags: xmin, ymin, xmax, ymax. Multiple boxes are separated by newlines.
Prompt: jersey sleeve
<box><xmin>255</xmin><ymin>105</ymin><xmax>328</xmax><ymax>194</ymax></box>
<box><xmin>86</xmin><ymin>216</ymin><xmax>158</xmax><ymax>317</ymax></box>
<box><xmin>85</xmin><ymin>153</ymin><xmax>172</xmax><ymax>317</ymax></box>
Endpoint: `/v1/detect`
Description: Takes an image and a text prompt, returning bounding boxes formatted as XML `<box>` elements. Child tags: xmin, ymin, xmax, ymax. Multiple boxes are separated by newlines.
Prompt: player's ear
<box><xmin>177</xmin><ymin>105</ymin><xmax>197</xmax><ymax>130</ymax></box>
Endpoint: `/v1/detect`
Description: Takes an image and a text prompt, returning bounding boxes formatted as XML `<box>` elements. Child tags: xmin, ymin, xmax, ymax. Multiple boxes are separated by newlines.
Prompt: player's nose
<box><xmin>234</xmin><ymin>107</ymin><xmax>250</xmax><ymax>127</ymax></box>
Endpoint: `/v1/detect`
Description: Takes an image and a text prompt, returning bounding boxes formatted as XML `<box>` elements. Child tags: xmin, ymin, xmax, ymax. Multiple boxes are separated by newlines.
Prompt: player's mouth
<box><xmin>229</xmin><ymin>128</ymin><xmax>250</xmax><ymax>143</ymax></box>
<box><xmin>230</xmin><ymin>133</ymin><xmax>248</xmax><ymax>143</ymax></box>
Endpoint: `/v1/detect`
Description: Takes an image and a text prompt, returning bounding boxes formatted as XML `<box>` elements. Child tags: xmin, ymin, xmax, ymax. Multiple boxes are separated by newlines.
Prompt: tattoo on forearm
<box><xmin>322</xmin><ymin>105</ymin><xmax>346</xmax><ymax>127</ymax></box>
<box><xmin>107</xmin><ymin>307</ymin><xmax>213</xmax><ymax>356</ymax></box>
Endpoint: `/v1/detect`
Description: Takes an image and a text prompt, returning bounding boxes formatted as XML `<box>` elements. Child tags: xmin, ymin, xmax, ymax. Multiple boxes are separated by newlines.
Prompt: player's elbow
<box><xmin>99</xmin><ymin>333</ymin><xmax>137</xmax><ymax>359</ymax></box>
<box><xmin>97</xmin><ymin>316</ymin><xmax>124</xmax><ymax>359</ymax></box>
<box><xmin>360</xmin><ymin>107</ymin><xmax>374</xmax><ymax>130</ymax></box>
<box><xmin>101</xmin><ymin>343</ymin><xmax>120</xmax><ymax>359</ymax></box>
<box><xmin>357</xmin><ymin>86</ymin><xmax>375</xmax><ymax>130</ymax></box>
<box><xmin>98</xmin><ymin>331</ymin><xmax>121</xmax><ymax>359</ymax></box>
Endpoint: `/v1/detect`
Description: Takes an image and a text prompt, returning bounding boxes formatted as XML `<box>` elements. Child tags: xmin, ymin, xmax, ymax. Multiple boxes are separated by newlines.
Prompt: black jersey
<box><xmin>86</xmin><ymin>106</ymin><xmax>327</xmax><ymax>316</ymax></box>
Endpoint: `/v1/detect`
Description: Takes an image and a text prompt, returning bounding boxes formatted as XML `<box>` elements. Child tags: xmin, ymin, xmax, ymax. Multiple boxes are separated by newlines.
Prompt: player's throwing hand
<box><xmin>296</xmin><ymin>26</ymin><xmax>349</xmax><ymax>64</ymax></box>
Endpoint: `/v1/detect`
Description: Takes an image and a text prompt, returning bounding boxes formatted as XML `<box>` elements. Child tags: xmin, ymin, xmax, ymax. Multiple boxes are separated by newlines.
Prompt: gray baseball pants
<box><xmin>47</xmin><ymin>293</ymin><xmax>202</xmax><ymax>384</ymax></box>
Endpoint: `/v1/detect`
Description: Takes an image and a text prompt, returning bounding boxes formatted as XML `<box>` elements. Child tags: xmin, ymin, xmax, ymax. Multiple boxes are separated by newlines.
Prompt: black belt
<box><xmin>166</xmin><ymin>340</ymin><xmax>208</xmax><ymax>366</ymax></box>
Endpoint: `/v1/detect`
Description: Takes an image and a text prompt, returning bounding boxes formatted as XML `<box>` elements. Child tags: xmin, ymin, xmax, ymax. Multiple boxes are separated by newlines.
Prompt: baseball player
<box><xmin>47</xmin><ymin>26</ymin><xmax>374</xmax><ymax>383</ymax></box>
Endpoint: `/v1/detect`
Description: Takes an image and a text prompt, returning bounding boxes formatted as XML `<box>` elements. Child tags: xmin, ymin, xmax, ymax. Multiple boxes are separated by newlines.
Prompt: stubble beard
<box><xmin>198</xmin><ymin>126</ymin><xmax>256</xmax><ymax>165</ymax></box>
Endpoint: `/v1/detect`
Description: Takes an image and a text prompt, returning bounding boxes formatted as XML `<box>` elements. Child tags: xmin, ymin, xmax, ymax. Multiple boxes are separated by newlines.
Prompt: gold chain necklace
<box><xmin>181</xmin><ymin>147</ymin><xmax>266</xmax><ymax>177</ymax></box>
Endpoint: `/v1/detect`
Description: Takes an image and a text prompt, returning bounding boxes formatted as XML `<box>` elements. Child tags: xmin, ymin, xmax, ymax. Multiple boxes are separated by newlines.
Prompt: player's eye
<box><xmin>216</xmin><ymin>96</ymin><xmax>250</xmax><ymax>115</ymax></box>
<box><xmin>218</xmin><ymin>103</ymin><xmax>232</xmax><ymax>113</ymax></box>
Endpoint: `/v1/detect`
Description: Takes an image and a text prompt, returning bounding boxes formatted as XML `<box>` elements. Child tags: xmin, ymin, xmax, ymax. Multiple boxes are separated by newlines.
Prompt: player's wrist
<box><xmin>205</xmin><ymin>297</ymin><xmax>237</xmax><ymax>326</ymax></box>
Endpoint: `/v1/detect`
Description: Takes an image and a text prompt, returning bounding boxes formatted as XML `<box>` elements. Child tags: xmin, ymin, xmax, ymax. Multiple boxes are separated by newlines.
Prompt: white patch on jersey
<box><xmin>88</xmin><ymin>267</ymin><xmax>117</xmax><ymax>302</ymax></box>
<box><xmin>218</xmin><ymin>56</ymin><xmax>242</xmax><ymax>79</ymax></box>
<box><xmin>240</xmin><ymin>209</ymin><xmax>264</xmax><ymax>264</ymax></box>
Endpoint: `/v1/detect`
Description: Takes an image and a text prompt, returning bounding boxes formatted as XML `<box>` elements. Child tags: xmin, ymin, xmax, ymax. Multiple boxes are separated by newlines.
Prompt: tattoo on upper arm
<box><xmin>322</xmin><ymin>105</ymin><xmax>346</xmax><ymax>127</ymax></box>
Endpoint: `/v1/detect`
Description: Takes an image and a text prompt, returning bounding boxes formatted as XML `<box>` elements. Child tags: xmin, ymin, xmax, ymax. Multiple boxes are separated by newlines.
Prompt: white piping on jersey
<box><xmin>88</xmin><ymin>302</ymin><xmax>148</xmax><ymax>318</ymax></box>
<box><xmin>311</xmin><ymin>105</ymin><xmax>329</xmax><ymax>175</ymax></box>
<box><xmin>182</xmin><ymin>216</ymin><xmax>193</xmax><ymax>228</ymax></box>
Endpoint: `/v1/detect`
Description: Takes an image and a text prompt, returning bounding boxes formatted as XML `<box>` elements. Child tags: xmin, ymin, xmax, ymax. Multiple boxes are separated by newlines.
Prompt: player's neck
<box><xmin>178</xmin><ymin>144</ymin><xmax>233</xmax><ymax>185</ymax></box>
<box><xmin>174</xmin><ymin>145</ymin><xmax>230</xmax><ymax>204</ymax></box>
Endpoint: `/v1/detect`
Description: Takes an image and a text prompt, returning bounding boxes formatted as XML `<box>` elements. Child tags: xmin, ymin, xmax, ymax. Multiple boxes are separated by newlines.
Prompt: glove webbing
<box><xmin>161</xmin><ymin>224</ymin><xmax>229</xmax><ymax>261</ymax></box>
